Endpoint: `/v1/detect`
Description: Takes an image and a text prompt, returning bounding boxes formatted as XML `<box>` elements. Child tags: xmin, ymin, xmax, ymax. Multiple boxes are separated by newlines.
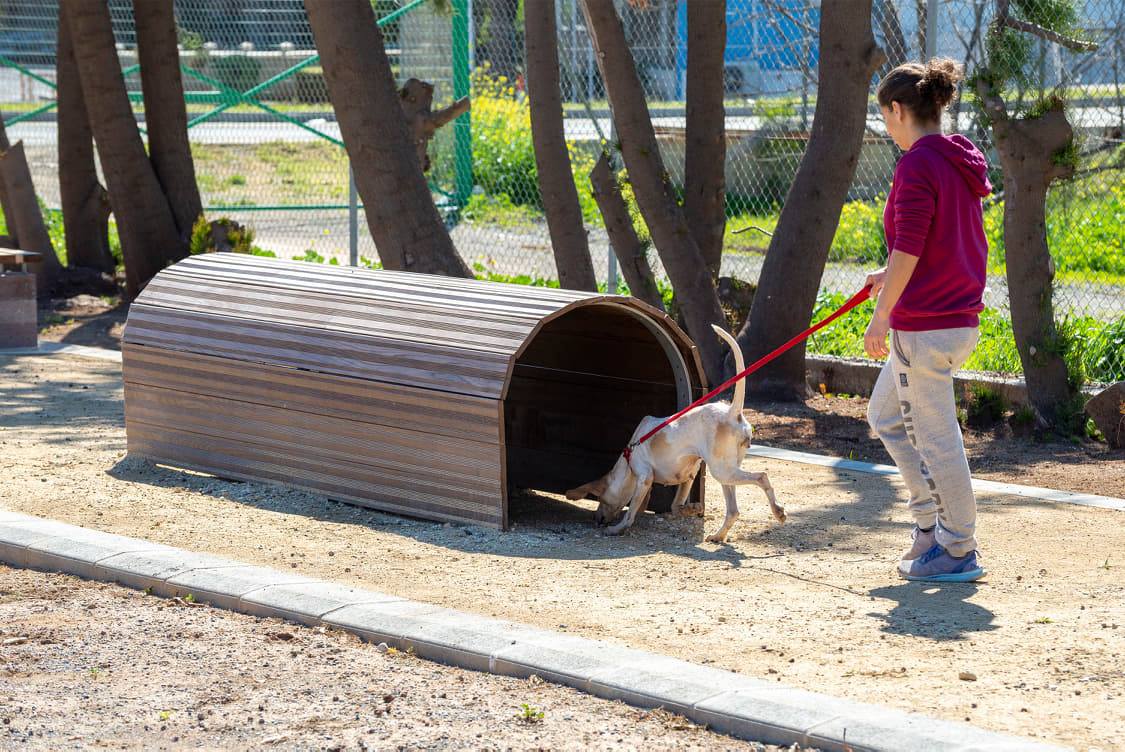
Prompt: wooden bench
<box><xmin>0</xmin><ymin>250</ymin><xmax>40</xmax><ymax>349</ymax></box>
<box><xmin>121</xmin><ymin>253</ymin><xmax>707</xmax><ymax>529</ymax></box>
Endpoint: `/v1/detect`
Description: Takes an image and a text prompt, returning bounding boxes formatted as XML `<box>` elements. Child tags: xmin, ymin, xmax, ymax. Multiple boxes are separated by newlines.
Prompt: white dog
<box><xmin>566</xmin><ymin>325</ymin><xmax>786</xmax><ymax>541</ymax></box>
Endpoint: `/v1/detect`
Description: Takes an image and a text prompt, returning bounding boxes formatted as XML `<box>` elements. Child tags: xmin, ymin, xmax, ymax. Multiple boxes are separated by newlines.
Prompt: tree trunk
<box><xmin>66</xmin><ymin>0</ymin><xmax>180</xmax><ymax>298</ymax></box>
<box><xmin>875</xmin><ymin>0</ymin><xmax>908</xmax><ymax>76</ymax></box>
<box><xmin>57</xmin><ymin>2</ymin><xmax>113</xmax><ymax>274</ymax></box>
<box><xmin>134</xmin><ymin>0</ymin><xmax>203</xmax><ymax>257</ymax></box>
<box><xmin>977</xmin><ymin>85</ymin><xmax>1076</xmax><ymax>425</ymax></box>
<box><xmin>589</xmin><ymin>152</ymin><xmax>663</xmax><ymax>311</ymax></box>
<box><xmin>479</xmin><ymin>0</ymin><xmax>520</xmax><ymax>82</ymax></box>
<box><xmin>304</xmin><ymin>0</ymin><xmax>470</xmax><ymax>277</ymax></box>
<box><xmin>580</xmin><ymin>0</ymin><xmax>727</xmax><ymax>385</ymax></box>
<box><xmin>0</xmin><ymin>116</ymin><xmax>16</xmax><ymax>242</ymax></box>
<box><xmin>684</xmin><ymin>0</ymin><xmax>727</xmax><ymax>279</ymax></box>
<box><xmin>525</xmin><ymin>0</ymin><xmax>597</xmax><ymax>292</ymax></box>
<box><xmin>0</xmin><ymin>141</ymin><xmax>62</xmax><ymax>294</ymax></box>
<box><xmin>734</xmin><ymin>0</ymin><xmax>885</xmax><ymax>401</ymax></box>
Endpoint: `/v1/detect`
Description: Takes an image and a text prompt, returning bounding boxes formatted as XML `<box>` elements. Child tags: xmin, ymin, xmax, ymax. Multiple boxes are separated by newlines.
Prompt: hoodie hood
<box><xmin>913</xmin><ymin>133</ymin><xmax>992</xmax><ymax>197</ymax></box>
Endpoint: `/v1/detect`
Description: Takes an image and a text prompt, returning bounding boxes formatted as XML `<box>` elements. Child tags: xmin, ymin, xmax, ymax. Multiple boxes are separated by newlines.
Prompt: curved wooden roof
<box><xmin>124</xmin><ymin>253</ymin><xmax>704</xmax><ymax>400</ymax></box>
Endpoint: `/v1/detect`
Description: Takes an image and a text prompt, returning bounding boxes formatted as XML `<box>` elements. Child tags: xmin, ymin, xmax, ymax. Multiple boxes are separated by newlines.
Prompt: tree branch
<box><xmin>760</xmin><ymin>0</ymin><xmax>818</xmax><ymax>37</ymax></box>
<box><xmin>428</xmin><ymin>97</ymin><xmax>471</xmax><ymax>131</ymax></box>
<box><xmin>975</xmin><ymin>77</ymin><xmax>1010</xmax><ymax>128</ymax></box>
<box><xmin>1002</xmin><ymin>16</ymin><xmax>1098</xmax><ymax>52</ymax></box>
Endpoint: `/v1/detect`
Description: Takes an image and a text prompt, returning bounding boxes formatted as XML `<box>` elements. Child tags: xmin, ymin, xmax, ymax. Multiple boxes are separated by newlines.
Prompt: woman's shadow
<box><xmin>868</xmin><ymin>582</ymin><xmax>997</xmax><ymax>640</ymax></box>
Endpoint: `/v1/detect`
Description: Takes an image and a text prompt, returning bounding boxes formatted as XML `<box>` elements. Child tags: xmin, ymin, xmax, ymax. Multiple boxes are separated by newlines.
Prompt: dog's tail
<box><xmin>710</xmin><ymin>324</ymin><xmax>745</xmax><ymax>421</ymax></box>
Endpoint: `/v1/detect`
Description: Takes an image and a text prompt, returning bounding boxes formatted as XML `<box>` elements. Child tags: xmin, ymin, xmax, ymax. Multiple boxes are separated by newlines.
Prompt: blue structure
<box><xmin>674</xmin><ymin>0</ymin><xmax>822</xmax><ymax>98</ymax></box>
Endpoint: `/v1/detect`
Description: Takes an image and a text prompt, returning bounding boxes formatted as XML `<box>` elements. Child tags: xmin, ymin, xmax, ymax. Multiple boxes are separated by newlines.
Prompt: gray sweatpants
<box><xmin>867</xmin><ymin>327</ymin><xmax>980</xmax><ymax>557</ymax></box>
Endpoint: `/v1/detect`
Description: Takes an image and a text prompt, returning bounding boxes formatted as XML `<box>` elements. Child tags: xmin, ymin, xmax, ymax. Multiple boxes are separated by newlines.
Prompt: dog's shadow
<box><xmin>867</xmin><ymin>582</ymin><xmax>997</xmax><ymax>640</ymax></box>
<box><xmin>107</xmin><ymin>458</ymin><xmax>745</xmax><ymax>564</ymax></box>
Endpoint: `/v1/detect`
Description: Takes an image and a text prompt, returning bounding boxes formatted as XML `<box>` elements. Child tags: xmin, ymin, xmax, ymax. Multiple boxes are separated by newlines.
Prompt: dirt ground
<box><xmin>3</xmin><ymin>353</ymin><xmax>1124</xmax><ymax>749</ymax></box>
<box><xmin>1</xmin><ymin>566</ymin><xmax>788</xmax><ymax>751</ymax></box>
<box><xmin>36</xmin><ymin>296</ymin><xmax>1119</xmax><ymax>495</ymax></box>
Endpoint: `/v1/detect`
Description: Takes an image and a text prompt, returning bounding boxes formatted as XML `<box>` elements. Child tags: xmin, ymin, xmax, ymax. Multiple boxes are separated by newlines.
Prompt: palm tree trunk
<box><xmin>684</xmin><ymin>0</ymin><xmax>727</xmax><ymax>279</ymax></box>
<box><xmin>134</xmin><ymin>0</ymin><xmax>203</xmax><ymax>256</ymax></box>
<box><xmin>0</xmin><ymin>141</ymin><xmax>63</xmax><ymax>293</ymax></box>
<box><xmin>57</xmin><ymin>2</ymin><xmax>113</xmax><ymax>274</ymax></box>
<box><xmin>304</xmin><ymin>0</ymin><xmax>470</xmax><ymax>277</ymax></box>
<box><xmin>589</xmin><ymin>152</ymin><xmax>663</xmax><ymax>310</ymax></box>
<box><xmin>66</xmin><ymin>0</ymin><xmax>181</xmax><ymax>298</ymax></box>
<box><xmin>977</xmin><ymin>84</ymin><xmax>1076</xmax><ymax>426</ymax></box>
<box><xmin>580</xmin><ymin>0</ymin><xmax>727</xmax><ymax>385</ymax></box>
<box><xmin>525</xmin><ymin>0</ymin><xmax>597</xmax><ymax>291</ymax></box>
<box><xmin>734</xmin><ymin>0</ymin><xmax>885</xmax><ymax>401</ymax></box>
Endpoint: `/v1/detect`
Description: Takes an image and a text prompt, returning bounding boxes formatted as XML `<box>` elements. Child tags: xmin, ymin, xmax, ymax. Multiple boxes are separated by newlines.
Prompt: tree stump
<box><xmin>1085</xmin><ymin>382</ymin><xmax>1125</xmax><ymax>449</ymax></box>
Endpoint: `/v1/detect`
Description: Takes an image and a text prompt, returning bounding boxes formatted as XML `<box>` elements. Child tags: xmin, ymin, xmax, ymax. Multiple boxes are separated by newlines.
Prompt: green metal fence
<box><xmin>1</xmin><ymin>0</ymin><xmax>1122</xmax><ymax>382</ymax></box>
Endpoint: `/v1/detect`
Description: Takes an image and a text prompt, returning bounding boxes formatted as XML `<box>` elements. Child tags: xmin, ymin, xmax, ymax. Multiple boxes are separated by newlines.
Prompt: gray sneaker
<box><xmin>902</xmin><ymin>525</ymin><xmax>936</xmax><ymax>562</ymax></box>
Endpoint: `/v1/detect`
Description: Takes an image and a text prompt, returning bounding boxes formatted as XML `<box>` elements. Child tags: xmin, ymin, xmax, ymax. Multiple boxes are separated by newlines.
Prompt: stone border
<box><xmin>745</xmin><ymin>445</ymin><xmax>1125</xmax><ymax>512</ymax></box>
<box><xmin>805</xmin><ymin>355</ymin><xmax>1102</xmax><ymax>407</ymax></box>
<box><xmin>0</xmin><ymin>341</ymin><xmax>123</xmax><ymax>362</ymax></box>
<box><xmin>0</xmin><ymin>511</ymin><xmax>1069</xmax><ymax>752</ymax></box>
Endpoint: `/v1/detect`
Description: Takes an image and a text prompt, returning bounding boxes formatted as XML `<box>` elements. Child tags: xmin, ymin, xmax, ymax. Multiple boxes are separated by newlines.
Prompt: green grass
<box><xmin>984</xmin><ymin>155</ymin><xmax>1125</xmax><ymax>279</ymax></box>
<box><xmin>191</xmin><ymin>140</ymin><xmax>349</xmax><ymax>205</ymax></box>
<box><xmin>807</xmin><ymin>290</ymin><xmax>1125</xmax><ymax>382</ymax></box>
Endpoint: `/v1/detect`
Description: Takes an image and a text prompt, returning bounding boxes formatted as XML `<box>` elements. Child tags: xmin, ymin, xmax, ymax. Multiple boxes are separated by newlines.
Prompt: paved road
<box><xmin>7</xmin><ymin>104</ymin><xmax>1121</xmax><ymax>146</ymax></box>
<box><xmin>236</xmin><ymin>210</ymin><xmax>1125</xmax><ymax>320</ymax></box>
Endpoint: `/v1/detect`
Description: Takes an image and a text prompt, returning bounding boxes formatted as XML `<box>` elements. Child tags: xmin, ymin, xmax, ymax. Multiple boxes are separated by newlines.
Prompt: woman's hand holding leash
<box><xmin>862</xmin><ymin>253</ymin><xmax>920</xmax><ymax>359</ymax></box>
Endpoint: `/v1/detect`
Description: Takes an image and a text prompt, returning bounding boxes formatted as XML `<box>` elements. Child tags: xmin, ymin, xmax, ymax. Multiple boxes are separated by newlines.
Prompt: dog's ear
<box><xmin>565</xmin><ymin>476</ymin><xmax>609</xmax><ymax>501</ymax></box>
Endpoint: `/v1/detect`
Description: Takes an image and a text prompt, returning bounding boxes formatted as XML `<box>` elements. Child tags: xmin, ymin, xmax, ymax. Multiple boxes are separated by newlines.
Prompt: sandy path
<box><xmin>2</xmin><ymin>353</ymin><xmax>1123</xmax><ymax>749</ymax></box>
<box><xmin>1</xmin><ymin>566</ymin><xmax>783</xmax><ymax>751</ymax></box>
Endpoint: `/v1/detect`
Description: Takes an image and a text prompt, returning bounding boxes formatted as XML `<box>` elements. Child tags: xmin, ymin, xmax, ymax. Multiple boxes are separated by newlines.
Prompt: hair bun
<box><xmin>919</xmin><ymin>58</ymin><xmax>963</xmax><ymax>108</ymax></box>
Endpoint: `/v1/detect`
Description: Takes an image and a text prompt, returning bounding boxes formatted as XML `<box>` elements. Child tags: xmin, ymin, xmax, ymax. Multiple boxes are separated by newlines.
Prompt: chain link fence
<box><xmin>0</xmin><ymin>0</ymin><xmax>1121</xmax><ymax>381</ymax></box>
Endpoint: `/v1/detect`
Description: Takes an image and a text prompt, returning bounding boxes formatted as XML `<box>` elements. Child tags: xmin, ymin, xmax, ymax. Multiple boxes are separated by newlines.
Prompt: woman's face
<box><xmin>880</xmin><ymin>102</ymin><xmax>911</xmax><ymax>150</ymax></box>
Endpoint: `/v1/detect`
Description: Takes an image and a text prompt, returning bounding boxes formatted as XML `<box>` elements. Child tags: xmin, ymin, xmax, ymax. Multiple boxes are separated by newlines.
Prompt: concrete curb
<box><xmin>0</xmin><ymin>341</ymin><xmax>123</xmax><ymax>362</ymax></box>
<box><xmin>746</xmin><ymin>444</ymin><xmax>1125</xmax><ymax>512</ymax></box>
<box><xmin>0</xmin><ymin>511</ymin><xmax>1070</xmax><ymax>752</ymax></box>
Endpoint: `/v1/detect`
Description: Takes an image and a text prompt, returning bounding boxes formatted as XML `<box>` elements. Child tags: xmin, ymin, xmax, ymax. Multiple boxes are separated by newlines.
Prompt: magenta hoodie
<box><xmin>883</xmin><ymin>133</ymin><xmax>992</xmax><ymax>331</ymax></box>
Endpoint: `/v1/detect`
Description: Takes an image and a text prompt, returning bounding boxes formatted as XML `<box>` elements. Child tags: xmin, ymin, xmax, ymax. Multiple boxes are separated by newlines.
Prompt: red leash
<box><xmin>623</xmin><ymin>284</ymin><xmax>873</xmax><ymax>462</ymax></box>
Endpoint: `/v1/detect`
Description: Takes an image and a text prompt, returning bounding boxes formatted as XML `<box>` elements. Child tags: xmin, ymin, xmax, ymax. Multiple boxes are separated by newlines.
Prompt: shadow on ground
<box><xmin>868</xmin><ymin>583</ymin><xmax>997</xmax><ymax>640</ymax></box>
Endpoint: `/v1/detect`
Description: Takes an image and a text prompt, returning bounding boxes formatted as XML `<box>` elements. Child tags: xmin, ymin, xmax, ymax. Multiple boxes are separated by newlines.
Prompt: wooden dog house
<box><xmin>122</xmin><ymin>254</ymin><xmax>707</xmax><ymax>529</ymax></box>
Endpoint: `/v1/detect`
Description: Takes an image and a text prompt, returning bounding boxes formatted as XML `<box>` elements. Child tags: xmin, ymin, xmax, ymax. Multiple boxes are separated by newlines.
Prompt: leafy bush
<box><xmin>805</xmin><ymin>288</ymin><xmax>1123</xmax><ymax>382</ymax></box>
<box><xmin>471</xmin><ymin>70</ymin><xmax>539</xmax><ymax>208</ymax></box>
<box><xmin>986</xmin><ymin>172</ymin><xmax>1125</xmax><ymax>278</ymax></box>
<box><xmin>964</xmin><ymin>385</ymin><xmax>1007</xmax><ymax>428</ymax></box>
<box><xmin>470</xmin><ymin>68</ymin><xmax>600</xmax><ymax>224</ymax></box>
<box><xmin>189</xmin><ymin>215</ymin><xmax>268</xmax><ymax>256</ymax></box>
<box><xmin>213</xmin><ymin>54</ymin><xmax>261</xmax><ymax>93</ymax></box>
<box><xmin>829</xmin><ymin>198</ymin><xmax>886</xmax><ymax>262</ymax></box>
<box><xmin>965</xmin><ymin>308</ymin><xmax>1022</xmax><ymax>374</ymax></box>
<box><xmin>462</xmin><ymin>193</ymin><xmax>541</xmax><ymax>228</ymax></box>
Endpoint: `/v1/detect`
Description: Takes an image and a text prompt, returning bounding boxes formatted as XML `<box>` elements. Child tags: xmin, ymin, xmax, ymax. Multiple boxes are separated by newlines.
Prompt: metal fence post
<box><xmin>607</xmin><ymin>117</ymin><xmax>619</xmax><ymax>294</ymax></box>
<box><xmin>348</xmin><ymin>162</ymin><xmax>358</xmax><ymax>267</ymax></box>
<box><xmin>925</xmin><ymin>0</ymin><xmax>938</xmax><ymax>59</ymax></box>
<box><xmin>452</xmin><ymin>0</ymin><xmax>473</xmax><ymax>207</ymax></box>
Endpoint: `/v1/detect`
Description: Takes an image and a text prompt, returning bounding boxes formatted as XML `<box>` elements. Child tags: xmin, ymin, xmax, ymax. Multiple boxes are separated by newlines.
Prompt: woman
<box><xmin>864</xmin><ymin>58</ymin><xmax>991</xmax><ymax>583</ymax></box>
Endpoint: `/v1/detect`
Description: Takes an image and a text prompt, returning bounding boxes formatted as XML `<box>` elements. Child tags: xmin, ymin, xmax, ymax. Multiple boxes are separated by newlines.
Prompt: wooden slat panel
<box><xmin>141</xmin><ymin>276</ymin><xmax>537</xmax><ymax>351</ymax></box>
<box><xmin>122</xmin><ymin>345</ymin><xmax>501</xmax><ymax>443</ymax></box>
<box><xmin>167</xmin><ymin>253</ymin><xmax>589</xmax><ymax>309</ymax></box>
<box><xmin>127</xmin><ymin>428</ymin><xmax>503</xmax><ymax>527</ymax></box>
<box><xmin>125</xmin><ymin>306</ymin><xmax>511</xmax><ymax>399</ymax></box>
<box><xmin>124</xmin><ymin>383</ymin><xmax>502</xmax><ymax>484</ymax></box>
